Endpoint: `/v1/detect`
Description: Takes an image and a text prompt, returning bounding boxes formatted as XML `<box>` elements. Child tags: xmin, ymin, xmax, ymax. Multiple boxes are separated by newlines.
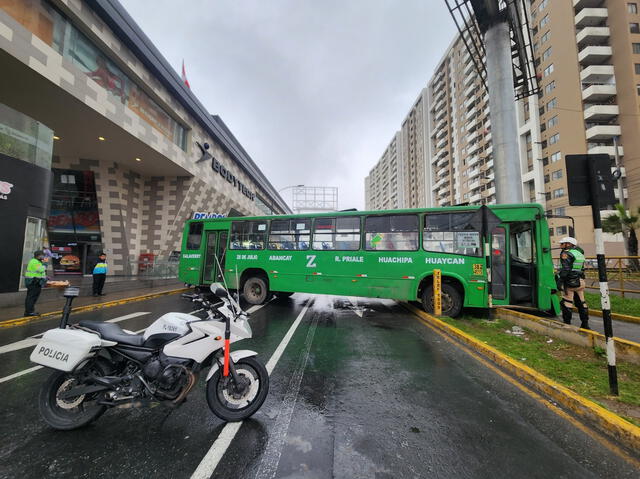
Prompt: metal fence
<box><xmin>575</xmin><ymin>256</ymin><xmax>640</xmax><ymax>298</ymax></box>
<box><xmin>126</xmin><ymin>259</ymin><xmax>179</xmax><ymax>279</ymax></box>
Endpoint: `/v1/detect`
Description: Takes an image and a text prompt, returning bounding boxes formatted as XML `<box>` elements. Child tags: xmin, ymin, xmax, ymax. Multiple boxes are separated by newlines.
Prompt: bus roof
<box><xmin>186</xmin><ymin>204</ymin><xmax>545</xmax><ymax>224</ymax></box>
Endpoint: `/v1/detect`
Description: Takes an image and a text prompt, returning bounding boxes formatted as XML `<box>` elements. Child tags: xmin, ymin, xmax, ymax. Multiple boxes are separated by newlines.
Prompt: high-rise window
<box><xmin>551</xmin><ymin>169</ymin><xmax>563</xmax><ymax>180</ymax></box>
<box><xmin>543</xmin><ymin>64</ymin><xmax>554</xmax><ymax>77</ymax></box>
<box><xmin>631</xmin><ymin>23</ymin><xmax>640</xmax><ymax>34</ymax></box>
<box><xmin>549</xmin><ymin>133</ymin><xmax>560</xmax><ymax>145</ymax></box>
<box><xmin>547</xmin><ymin>97</ymin><xmax>558</xmax><ymax>110</ymax></box>
<box><xmin>540</xmin><ymin>15</ymin><xmax>550</xmax><ymax>28</ymax></box>
<box><xmin>539</xmin><ymin>0</ymin><xmax>548</xmax><ymax>11</ymax></box>
<box><xmin>636</xmin><ymin>64</ymin><xmax>640</xmax><ymax>74</ymax></box>
<box><xmin>548</xmin><ymin>115</ymin><xmax>559</xmax><ymax>128</ymax></box>
<box><xmin>542</xmin><ymin>47</ymin><xmax>552</xmax><ymax>61</ymax></box>
<box><xmin>629</xmin><ymin>3</ymin><xmax>638</xmax><ymax>14</ymax></box>
<box><xmin>553</xmin><ymin>188</ymin><xmax>565</xmax><ymax>199</ymax></box>
<box><xmin>545</xmin><ymin>81</ymin><xmax>556</xmax><ymax>94</ymax></box>
<box><xmin>634</xmin><ymin>43</ymin><xmax>640</xmax><ymax>53</ymax></box>
<box><xmin>550</xmin><ymin>151</ymin><xmax>561</xmax><ymax>163</ymax></box>
<box><xmin>541</xmin><ymin>31</ymin><xmax>551</xmax><ymax>44</ymax></box>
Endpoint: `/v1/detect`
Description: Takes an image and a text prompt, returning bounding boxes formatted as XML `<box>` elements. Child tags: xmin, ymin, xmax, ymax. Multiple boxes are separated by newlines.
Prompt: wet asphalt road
<box><xmin>0</xmin><ymin>293</ymin><xmax>638</xmax><ymax>479</ymax></box>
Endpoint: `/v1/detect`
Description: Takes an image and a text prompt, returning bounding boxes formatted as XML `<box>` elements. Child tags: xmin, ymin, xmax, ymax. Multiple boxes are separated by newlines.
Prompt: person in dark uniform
<box><xmin>558</xmin><ymin>236</ymin><xmax>590</xmax><ymax>330</ymax></box>
<box><xmin>24</xmin><ymin>250</ymin><xmax>48</xmax><ymax>316</ymax></box>
<box><xmin>92</xmin><ymin>252</ymin><xmax>108</xmax><ymax>296</ymax></box>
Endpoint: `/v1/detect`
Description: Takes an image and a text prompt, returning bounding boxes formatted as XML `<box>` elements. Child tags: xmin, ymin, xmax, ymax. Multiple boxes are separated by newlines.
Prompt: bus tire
<box><xmin>243</xmin><ymin>276</ymin><xmax>269</xmax><ymax>305</ymax></box>
<box><xmin>421</xmin><ymin>284</ymin><xmax>463</xmax><ymax>318</ymax></box>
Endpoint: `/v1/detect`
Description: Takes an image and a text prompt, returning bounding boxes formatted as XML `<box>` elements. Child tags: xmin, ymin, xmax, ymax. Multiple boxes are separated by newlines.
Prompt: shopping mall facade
<box><xmin>0</xmin><ymin>0</ymin><xmax>289</xmax><ymax>293</ymax></box>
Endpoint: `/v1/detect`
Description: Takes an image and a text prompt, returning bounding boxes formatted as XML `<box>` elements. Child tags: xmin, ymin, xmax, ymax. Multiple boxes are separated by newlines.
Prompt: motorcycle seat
<box><xmin>78</xmin><ymin>320</ymin><xmax>145</xmax><ymax>347</ymax></box>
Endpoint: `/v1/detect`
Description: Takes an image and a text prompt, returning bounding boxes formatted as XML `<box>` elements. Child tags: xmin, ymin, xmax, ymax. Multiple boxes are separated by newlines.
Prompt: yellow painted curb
<box><xmin>0</xmin><ymin>288</ymin><xmax>190</xmax><ymax>328</ymax></box>
<box><xmin>586</xmin><ymin>309</ymin><xmax>640</xmax><ymax>325</ymax></box>
<box><xmin>402</xmin><ymin>303</ymin><xmax>640</xmax><ymax>456</ymax></box>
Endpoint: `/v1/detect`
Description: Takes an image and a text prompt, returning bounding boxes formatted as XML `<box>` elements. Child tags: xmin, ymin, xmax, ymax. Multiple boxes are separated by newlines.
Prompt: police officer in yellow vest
<box><xmin>558</xmin><ymin>236</ymin><xmax>590</xmax><ymax>329</ymax></box>
<box><xmin>24</xmin><ymin>250</ymin><xmax>48</xmax><ymax>316</ymax></box>
<box><xmin>92</xmin><ymin>252</ymin><xmax>108</xmax><ymax>296</ymax></box>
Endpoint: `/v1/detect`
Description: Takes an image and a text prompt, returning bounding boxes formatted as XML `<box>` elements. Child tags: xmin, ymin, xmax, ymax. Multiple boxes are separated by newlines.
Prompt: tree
<box><xmin>602</xmin><ymin>204</ymin><xmax>639</xmax><ymax>270</ymax></box>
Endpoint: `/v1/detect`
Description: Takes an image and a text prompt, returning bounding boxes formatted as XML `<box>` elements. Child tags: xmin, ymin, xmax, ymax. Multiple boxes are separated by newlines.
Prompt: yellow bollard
<box><xmin>433</xmin><ymin>269</ymin><xmax>442</xmax><ymax>316</ymax></box>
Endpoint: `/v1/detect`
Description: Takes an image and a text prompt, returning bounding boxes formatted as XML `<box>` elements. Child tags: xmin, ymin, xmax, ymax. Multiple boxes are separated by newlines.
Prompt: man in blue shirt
<box><xmin>92</xmin><ymin>252</ymin><xmax>108</xmax><ymax>296</ymax></box>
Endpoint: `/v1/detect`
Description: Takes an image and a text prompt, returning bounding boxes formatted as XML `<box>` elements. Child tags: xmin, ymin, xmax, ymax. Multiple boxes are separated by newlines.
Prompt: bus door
<box><xmin>508</xmin><ymin>222</ymin><xmax>536</xmax><ymax>307</ymax></box>
<box><xmin>202</xmin><ymin>231</ymin><xmax>229</xmax><ymax>284</ymax></box>
<box><xmin>490</xmin><ymin>223</ymin><xmax>537</xmax><ymax>307</ymax></box>
<box><xmin>490</xmin><ymin>226</ymin><xmax>509</xmax><ymax>306</ymax></box>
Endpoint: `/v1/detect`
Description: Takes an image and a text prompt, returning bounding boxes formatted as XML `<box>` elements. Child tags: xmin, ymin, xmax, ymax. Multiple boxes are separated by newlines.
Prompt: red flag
<box><xmin>181</xmin><ymin>60</ymin><xmax>190</xmax><ymax>89</ymax></box>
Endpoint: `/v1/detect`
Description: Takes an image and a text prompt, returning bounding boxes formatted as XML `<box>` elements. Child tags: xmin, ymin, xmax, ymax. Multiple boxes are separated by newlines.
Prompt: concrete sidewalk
<box><xmin>0</xmin><ymin>281</ymin><xmax>185</xmax><ymax>323</ymax></box>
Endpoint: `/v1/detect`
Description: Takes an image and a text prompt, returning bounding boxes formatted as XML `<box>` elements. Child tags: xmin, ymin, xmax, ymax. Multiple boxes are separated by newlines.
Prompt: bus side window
<box><xmin>423</xmin><ymin>212</ymin><xmax>481</xmax><ymax>256</ymax></box>
<box><xmin>230</xmin><ymin>221</ymin><xmax>268</xmax><ymax>250</ymax></box>
<box><xmin>269</xmin><ymin>219</ymin><xmax>310</xmax><ymax>250</ymax></box>
<box><xmin>313</xmin><ymin>217</ymin><xmax>360</xmax><ymax>250</ymax></box>
<box><xmin>186</xmin><ymin>222</ymin><xmax>203</xmax><ymax>250</ymax></box>
<box><xmin>365</xmin><ymin>214</ymin><xmax>419</xmax><ymax>251</ymax></box>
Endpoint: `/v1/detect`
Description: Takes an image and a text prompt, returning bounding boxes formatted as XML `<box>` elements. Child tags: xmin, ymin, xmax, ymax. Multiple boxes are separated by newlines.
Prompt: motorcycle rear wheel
<box><xmin>39</xmin><ymin>364</ymin><xmax>107</xmax><ymax>430</ymax></box>
<box><xmin>206</xmin><ymin>357</ymin><xmax>269</xmax><ymax>422</ymax></box>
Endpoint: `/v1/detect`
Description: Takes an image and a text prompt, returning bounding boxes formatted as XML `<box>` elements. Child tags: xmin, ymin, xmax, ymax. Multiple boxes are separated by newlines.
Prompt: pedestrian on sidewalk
<box><xmin>24</xmin><ymin>250</ymin><xmax>48</xmax><ymax>316</ymax></box>
<box><xmin>557</xmin><ymin>236</ymin><xmax>590</xmax><ymax>330</ymax></box>
<box><xmin>92</xmin><ymin>252</ymin><xmax>108</xmax><ymax>297</ymax></box>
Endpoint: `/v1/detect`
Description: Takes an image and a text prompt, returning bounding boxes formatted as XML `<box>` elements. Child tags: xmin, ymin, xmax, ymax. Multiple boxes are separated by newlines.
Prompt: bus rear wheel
<box><xmin>421</xmin><ymin>284</ymin><xmax>463</xmax><ymax>318</ymax></box>
<box><xmin>243</xmin><ymin>276</ymin><xmax>268</xmax><ymax>305</ymax></box>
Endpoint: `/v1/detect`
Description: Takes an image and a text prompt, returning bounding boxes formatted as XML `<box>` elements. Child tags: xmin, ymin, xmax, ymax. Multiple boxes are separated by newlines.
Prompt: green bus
<box><xmin>178</xmin><ymin>204</ymin><xmax>560</xmax><ymax>317</ymax></box>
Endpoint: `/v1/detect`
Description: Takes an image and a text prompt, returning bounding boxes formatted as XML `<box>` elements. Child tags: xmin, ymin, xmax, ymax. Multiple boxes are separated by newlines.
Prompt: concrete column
<box><xmin>484</xmin><ymin>21</ymin><xmax>522</xmax><ymax>204</ymax></box>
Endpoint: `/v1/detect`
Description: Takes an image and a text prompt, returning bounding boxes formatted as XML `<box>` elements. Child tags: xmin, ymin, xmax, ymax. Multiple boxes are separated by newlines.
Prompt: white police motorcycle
<box><xmin>30</xmin><ymin>284</ymin><xmax>268</xmax><ymax>430</ymax></box>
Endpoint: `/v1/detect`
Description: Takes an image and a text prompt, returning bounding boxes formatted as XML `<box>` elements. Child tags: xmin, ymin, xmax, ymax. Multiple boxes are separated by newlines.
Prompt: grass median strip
<box><xmin>441</xmin><ymin>314</ymin><xmax>640</xmax><ymax>427</ymax></box>
<box><xmin>585</xmin><ymin>292</ymin><xmax>640</xmax><ymax>318</ymax></box>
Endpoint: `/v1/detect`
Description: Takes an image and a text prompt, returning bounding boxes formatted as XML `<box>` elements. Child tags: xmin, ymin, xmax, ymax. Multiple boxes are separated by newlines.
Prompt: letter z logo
<box><xmin>306</xmin><ymin>255</ymin><xmax>317</xmax><ymax>268</ymax></box>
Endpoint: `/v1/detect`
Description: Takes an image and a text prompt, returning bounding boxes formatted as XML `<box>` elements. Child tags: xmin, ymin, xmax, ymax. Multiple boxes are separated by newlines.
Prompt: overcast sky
<box><xmin>119</xmin><ymin>0</ymin><xmax>457</xmax><ymax>210</ymax></box>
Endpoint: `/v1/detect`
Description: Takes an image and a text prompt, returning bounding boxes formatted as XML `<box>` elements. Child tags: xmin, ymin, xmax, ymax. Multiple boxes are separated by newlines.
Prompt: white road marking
<box><xmin>0</xmin><ymin>312</ymin><xmax>150</xmax><ymax>356</ymax></box>
<box><xmin>255</xmin><ymin>310</ymin><xmax>319</xmax><ymax>479</ymax></box>
<box><xmin>190</xmin><ymin>299</ymin><xmax>312</xmax><ymax>479</ymax></box>
<box><xmin>346</xmin><ymin>296</ymin><xmax>363</xmax><ymax>317</ymax></box>
<box><xmin>0</xmin><ymin>366</ymin><xmax>43</xmax><ymax>384</ymax></box>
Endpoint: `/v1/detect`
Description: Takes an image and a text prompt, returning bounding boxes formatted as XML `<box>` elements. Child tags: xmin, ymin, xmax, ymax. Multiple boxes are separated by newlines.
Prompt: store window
<box><xmin>0</xmin><ymin>103</ymin><xmax>53</xmax><ymax>169</ymax></box>
<box><xmin>3</xmin><ymin>0</ymin><xmax>187</xmax><ymax>150</ymax></box>
<box><xmin>20</xmin><ymin>217</ymin><xmax>48</xmax><ymax>288</ymax></box>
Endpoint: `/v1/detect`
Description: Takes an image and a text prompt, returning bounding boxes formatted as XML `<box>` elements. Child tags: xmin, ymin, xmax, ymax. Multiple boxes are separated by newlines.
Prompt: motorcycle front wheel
<box><xmin>39</xmin><ymin>363</ymin><xmax>107</xmax><ymax>430</ymax></box>
<box><xmin>206</xmin><ymin>357</ymin><xmax>269</xmax><ymax>422</ymax></box>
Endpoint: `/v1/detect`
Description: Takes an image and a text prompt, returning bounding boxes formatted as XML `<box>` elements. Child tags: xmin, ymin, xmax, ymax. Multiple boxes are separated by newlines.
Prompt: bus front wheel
<box><xmin>243</xmin><ymin>276</ymin><xmax>269</xmax><ymax>305</ymax></box>
<box><xmin>421</xmin><ymin>284</ymin><xmax>463</xmax><ymax>318</ymax></box>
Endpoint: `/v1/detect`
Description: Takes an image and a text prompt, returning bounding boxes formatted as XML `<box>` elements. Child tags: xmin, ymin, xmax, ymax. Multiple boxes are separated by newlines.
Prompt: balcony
<box><xmin>466</xmin><ymin>130</ymin><xmax>480</xmax><ymax>144</ymax></box>
<box><xmin>573</xmin><ymin>0</ymin><xmax>605</xmax><ymax>10</ymax></box>
<box><xmin>485</xmin><ymin>158</ymin><xmax>494</xmax><ymax>168</ymax></box>
<box><xmin>469</xmin><ymin>193</ymin><xmax>482</xmax><ymax>204</ymax></box>
<box><xmin>436</xmin><ymin>136</ymin><xmax>449</xmax><ymax>149</ymax></box>
<box><xmin>580</xmin><ymin>65</ymin><xmax>615</xmax><ymax>83</ymax></box>
<box><xmin>574</xmin><ymin>8</ymin><xmax>608</xmax><ymax>28</ymax></box>
<box><xmin>585</xmin><ymin>124</ymin><xmax>621</xmax><ymax>140</ymax></box>
<box><xmin>583</xmin><ymin>104</ymin><xmax>618</xmax><ymax>121</ymax></box>
<box><xmin>587</xmin><ymin>145</ymin><xmax>623</xmax><ymax>157</ymax></box>
<box><xmin>464</xmin><ymin>82</ymin><xmax>476</xmax><ymax>98</ymax></box>
<box><xmin>464</xmin><ymin>96</ymin><xmax>476</xmax><ymax>109</ymax></box>
<box><xmin>614</xmin><ymin>188</ymin><xmax>629</xmax><ymax>201</ymax></box>
<box><xmin>581</xmin><ymin>83</ymin><xmax>616</xmax><ymax>101</ymax></box>
<box><xmin>464</xmin><ymin>60</ymin><xmax>475</xmax><ymax>76</ymax></box>
<box><xmin>467</xmin><ymin>155</ymin><xmax>481</xmax><ymax>168</ymax></box>
<box><xmin>576</xmin><ymin>27</ymin><xmax>610</xmax><ymax>47</ymax></box>
<box><xmin>466</xmin><ymin>107</ymin><xmax>478</xmax><ymax>121</ymax></box>
<box><xmin>578</xmin><ymin>45</ymin><xmax>612</xmax><ymax>65</ymax></box>
<box><xmin>484</xmin><ymin>186</ymin><xmax>496</xmax><ymax>197</ymax></box>
<box><xmin>434</xmin><ymin>87</ymin><xmax>446</xmax><ymax>103</ymax></box>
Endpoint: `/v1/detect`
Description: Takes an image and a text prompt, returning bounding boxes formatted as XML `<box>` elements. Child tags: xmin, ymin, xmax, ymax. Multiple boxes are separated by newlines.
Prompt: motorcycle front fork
<box><xmin>215</xmin><ymin>351</ymin><xmax>241</xmax><ymax>386</ymax></box>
